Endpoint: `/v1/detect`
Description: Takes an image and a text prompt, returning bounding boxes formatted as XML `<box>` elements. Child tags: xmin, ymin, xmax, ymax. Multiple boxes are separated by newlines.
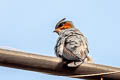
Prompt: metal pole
<box><xmin>0</xmin><ymin>48</ymin><xmax>120</xmax><ymax>80</ymax></box>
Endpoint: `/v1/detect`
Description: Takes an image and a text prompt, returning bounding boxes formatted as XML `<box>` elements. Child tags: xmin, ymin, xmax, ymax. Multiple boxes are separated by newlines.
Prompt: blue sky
<box><xmin>0</xmin><ymin>0</ymin><xmax>120</xmax><ymax>80</ymax></box>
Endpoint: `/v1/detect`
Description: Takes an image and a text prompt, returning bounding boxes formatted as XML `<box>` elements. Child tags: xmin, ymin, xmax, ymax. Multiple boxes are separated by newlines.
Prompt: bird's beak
<box><xmin>53</xmin><ymin>30</ymin><xmax>56</xmax><ymax>32</ymax></box>
<box><xmin>53</xmin><ymin>29</ymin><xmax>59</xmax><ymax>33</ymax></box>
<box><xmin>53</xmin><ymin>28</ymin><xmax>61</xmax><ymax>33</ymax></box>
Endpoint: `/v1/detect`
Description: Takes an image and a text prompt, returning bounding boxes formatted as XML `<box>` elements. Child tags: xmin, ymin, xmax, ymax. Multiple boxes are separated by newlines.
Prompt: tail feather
<box><xmin>84</xmin><ymin>56</ymin><xmax>94</xmax><ymax>63</ymax></box>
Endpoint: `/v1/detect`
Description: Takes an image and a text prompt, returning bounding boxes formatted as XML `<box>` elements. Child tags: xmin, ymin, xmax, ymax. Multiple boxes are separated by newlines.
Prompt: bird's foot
<box><xmin>67</xmin><ymin>61</ymin><xmax>83</xmax><ymax>67</ymax></box>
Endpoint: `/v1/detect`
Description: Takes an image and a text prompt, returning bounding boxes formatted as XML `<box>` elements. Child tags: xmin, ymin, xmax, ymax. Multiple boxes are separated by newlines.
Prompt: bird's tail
<box><xmin>84</xmin><ymin>55</ymin><xmax>94</xmax><ymax>63</ymax></box>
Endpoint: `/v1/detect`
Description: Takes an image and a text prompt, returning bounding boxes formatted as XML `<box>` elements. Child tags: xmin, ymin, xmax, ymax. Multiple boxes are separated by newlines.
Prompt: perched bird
<box><xmin>54</xmin><ymin>18</ymin><xmax>93</xmax><ymax>67</ymax></box>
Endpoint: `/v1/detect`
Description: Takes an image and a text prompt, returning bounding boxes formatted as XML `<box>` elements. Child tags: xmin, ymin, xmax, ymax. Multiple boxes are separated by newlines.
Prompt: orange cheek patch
<box><xmin>56</xmin><ymin>22</ymin><xmax>72</xmax><ymax>31</ymax></box>
<box><xmin>55</xmin><ymin>28</ymin><xmax>61</xmax><ymax>32</ymax></box>
<box><xmin>64</xmin><ymin>22</ymin><xmax>72</xmax><ymax>27</ymax></box>
<box><xmin>61</xmin><ymin>22</ymin><xmax>72</xmax><ymax>29</ymax></box>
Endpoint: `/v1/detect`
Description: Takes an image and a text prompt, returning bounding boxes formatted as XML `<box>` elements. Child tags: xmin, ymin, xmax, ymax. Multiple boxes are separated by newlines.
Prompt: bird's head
<box><xmin>54</xmin><ymin>18</ymin><xmax>74</xmax><ymax>34</ymax></box>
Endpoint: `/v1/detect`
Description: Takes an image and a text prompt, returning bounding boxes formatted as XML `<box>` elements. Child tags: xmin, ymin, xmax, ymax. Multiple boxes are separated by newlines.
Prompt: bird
<box><xmin>54</xmin><ymin>18</ymin><xmax>93</xmax><ymax>67</ymax></box>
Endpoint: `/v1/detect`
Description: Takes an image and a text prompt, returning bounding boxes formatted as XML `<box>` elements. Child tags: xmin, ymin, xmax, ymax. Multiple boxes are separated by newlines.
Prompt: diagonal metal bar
<box><xmin>0</xmin><ymin>48</ymin><xmax>120</xmax><ymax>80</ymax></box>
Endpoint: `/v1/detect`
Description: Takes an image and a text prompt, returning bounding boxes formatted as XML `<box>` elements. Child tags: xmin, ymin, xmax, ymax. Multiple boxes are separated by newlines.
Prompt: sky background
<box><xmin>0</xmin><ymin>0</ymin><xmax>120</xmax><ymax>80</ymax></box>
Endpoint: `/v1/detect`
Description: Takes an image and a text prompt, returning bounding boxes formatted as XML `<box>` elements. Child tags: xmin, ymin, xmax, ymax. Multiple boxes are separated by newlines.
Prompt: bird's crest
<box><xmin>55</xmin><ymin>18</ymin><xmax>66</xmax><ymax>29</ymax></box>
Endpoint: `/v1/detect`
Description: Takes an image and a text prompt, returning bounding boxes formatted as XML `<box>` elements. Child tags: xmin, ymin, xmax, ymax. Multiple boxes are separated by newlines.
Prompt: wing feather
<box><xmin>55</xmin><ymin>28</ymin><xmax>89</xmax><ymax>61</ymax></box>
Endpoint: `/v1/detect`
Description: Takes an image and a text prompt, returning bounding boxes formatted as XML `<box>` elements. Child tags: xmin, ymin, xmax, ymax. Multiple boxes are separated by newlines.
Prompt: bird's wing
<box><xmin>63</xmin><ymin>47</ymin><xmax>80</xmax><ymax>60</ymax></box>
<box><xmin>55</xmin><ymin>37</ymin><xmax>65</xmax><ymax>57</ymax></box>
<box><xmin>63</xmin><ymin>34</ymin><xmax>89</xmax><ymax>61</ymax></box>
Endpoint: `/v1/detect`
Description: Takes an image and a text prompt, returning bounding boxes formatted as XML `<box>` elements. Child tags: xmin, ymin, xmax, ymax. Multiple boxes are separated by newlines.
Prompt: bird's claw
<box><xmin>67</xmin><ymin>61</ymin><xmax>83</xmax><ymax>67</ymax></box>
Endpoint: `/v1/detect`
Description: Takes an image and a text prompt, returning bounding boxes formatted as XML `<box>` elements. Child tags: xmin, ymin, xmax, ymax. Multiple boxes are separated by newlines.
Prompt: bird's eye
<box><xmin>58</xmin><ymin>22</ymin><xmax>65</xmax><ymax>27</ymax></box>
<box><xmin>55</xmin><ymin>22</ymin><xmax>66</xmax><ymax>29</ymax></box>
<box><xmin>58</xmin><ymin>24</ymin><xmax>63</xmax><ymax>27</ymax></box>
